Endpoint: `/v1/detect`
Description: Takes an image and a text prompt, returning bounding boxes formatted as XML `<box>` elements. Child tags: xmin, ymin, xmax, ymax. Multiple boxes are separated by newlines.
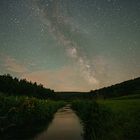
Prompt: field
<box><xmin>98</xmin><ymin>98</ymin><xmax>140</xmax><ymax>140</ymax></box>
<box><xmin>0</xmin><ymin>94</ymin><xmax>66</xmax><ymax>140</ymax></box>
<box><xmin>0</xmin><ymin>92</ymin><xmax>140</xmax><ymax>140</ymax></box>
<box><xmin>72</xmin><ymin>96</ymin><xmax>140</xmax><ymax>140</ymax></box>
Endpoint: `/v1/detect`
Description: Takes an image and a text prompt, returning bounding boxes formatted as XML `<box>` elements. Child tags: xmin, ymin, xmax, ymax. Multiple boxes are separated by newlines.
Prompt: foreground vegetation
<box><xmin>0</xmin><ymin>95</ymin><xmax>65</xmax><ymax>140</ymax></box>
<box><xmin>71</xmin><ymin>97</ymin><xmax>140</xmax><ymax>140</ymax></box>
<box><xmin>98</xmin><ymin>98</ymin><xmax>140</xmax><ymax>140</ymax></box>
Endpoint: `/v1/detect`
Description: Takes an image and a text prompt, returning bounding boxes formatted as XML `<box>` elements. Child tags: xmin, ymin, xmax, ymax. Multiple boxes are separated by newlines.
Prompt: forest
<box><xmin>0</xmin><ymin>74</ymin><xmax>54</xmax><ymax>99</ymax></box>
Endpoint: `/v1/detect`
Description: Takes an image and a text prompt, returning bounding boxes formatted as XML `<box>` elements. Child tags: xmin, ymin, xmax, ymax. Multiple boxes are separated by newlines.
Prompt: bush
<box><xmin>0</xmin><ymin>95</ymin><xmax>65</xmax><ymax>139</ymax></box>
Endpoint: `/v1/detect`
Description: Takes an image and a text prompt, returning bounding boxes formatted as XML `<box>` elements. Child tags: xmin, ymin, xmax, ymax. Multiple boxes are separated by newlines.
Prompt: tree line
<box><xmin>91</xmin><ymin>77</ymin><xmax>140</xmax><ymax>99</ymax></box>
<box><xmin>0</xmin><ymin>74</ymin><xmax>139</xmax><ymax>99</ymax></box>
<box><xmin>0</xmin><ymin>74</ymin><xmax>54</xmax><ymax>99</ymax></box>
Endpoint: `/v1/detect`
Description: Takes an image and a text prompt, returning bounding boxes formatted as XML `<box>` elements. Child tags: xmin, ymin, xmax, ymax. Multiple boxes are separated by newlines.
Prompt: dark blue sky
<box><xmin>0</xmin><ymin>0</ymin><xmax>140</xmax><ymax>91</ymax></box>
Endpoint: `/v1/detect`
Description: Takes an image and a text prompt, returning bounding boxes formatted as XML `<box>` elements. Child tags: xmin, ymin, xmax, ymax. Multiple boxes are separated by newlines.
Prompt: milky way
<box><xmin>0</xmin><ymin>0</ymin><xmax>140</xmax><ymax>91</ymax></box>
<box><xmin>34</xmin><ymin>0</ymin><xmax>99</xmax><ymax>86</ymax></box>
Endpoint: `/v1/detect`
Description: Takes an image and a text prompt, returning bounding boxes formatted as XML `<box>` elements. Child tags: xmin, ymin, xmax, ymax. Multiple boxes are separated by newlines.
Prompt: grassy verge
<box><xmin>0</xmin><ymin>95</ymin><xmax>66</xmax><ymax>140</ymax></box>
<box><xmin>98</xmin><ymin>98</ymin><xmax>140</xmax><ymax>140</ymax></box>
<box><xmin>71</xmin><ymin>98</ymin><xmax>140</xmax><ymax>140</ymax></box>
<box><xmin>71</xmin><ymin>100</ymin><xmax>114</xmax><ymax>140</ymax></box>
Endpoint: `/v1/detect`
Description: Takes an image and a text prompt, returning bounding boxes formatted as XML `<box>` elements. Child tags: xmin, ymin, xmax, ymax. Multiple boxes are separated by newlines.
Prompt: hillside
<box><xmin>91</xmin><ymin>77</ymin><xmax>140</xmax><ymax>98</ymax></box>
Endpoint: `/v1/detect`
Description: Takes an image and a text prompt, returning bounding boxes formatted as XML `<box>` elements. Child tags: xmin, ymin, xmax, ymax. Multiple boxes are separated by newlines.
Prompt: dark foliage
<box><xmin>54</xmin><ymin>92</ymin><xmax>92</xmax><ymax>100</ymax></box>
<box><xmin>91</xmin><ymin>77</ymin><xmax>140</xmax><ymax>98</ymax></box>
<box><xmin>71</xmin><ymin>101</ymin><xmax>115</xmax><ymax>140</ymax></box>
<box><xmin>0</xmin><ymin>74</ymin><xmax>54</xmax><ymax>99</ymax></box>
<box><xmin>0</xmin><ymin>95</ymin><xmax>66</xmax><ymax>140</ymax></box>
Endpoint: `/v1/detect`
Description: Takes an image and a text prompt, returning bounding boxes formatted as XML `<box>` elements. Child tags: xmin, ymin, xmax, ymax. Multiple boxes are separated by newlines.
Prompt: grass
<box><xmin>0</xmin><ymin>93</ymin><xmax>140</xmax><ymax>140</ymax></box>
<box><xmin>71</xmin><ymin>97</ymin><xmax>140</xmax><ymax>140</ymax></box>
<box><xmin>0</xmin><ymin>95</ymin><xmax>66</xmax><ymax>140</ymax></box>
<box><xmin>112</xmin><ymin>93</ymin><xmax>140</xmax><ymax>100</ymax></box>
<box><xmin>71</xmin><ymin>100</ymin><xmax>114</xmax><ymax>140</ymax></box>
<box><xmin>98</xmin><ymin>98</ymin><xmax>140</xmax><ymax>140</ymax></box>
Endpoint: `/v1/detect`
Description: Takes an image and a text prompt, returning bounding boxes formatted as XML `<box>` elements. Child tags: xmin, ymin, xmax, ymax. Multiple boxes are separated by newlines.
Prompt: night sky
<box><xmin>0</xmin><ymin>0</ymin><xmax>140</xmax><ymax>91</ymax></box>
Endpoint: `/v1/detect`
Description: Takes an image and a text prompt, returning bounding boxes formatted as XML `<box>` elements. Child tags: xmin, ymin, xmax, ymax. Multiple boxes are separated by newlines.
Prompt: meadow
<box><xmin>71</xmin><ymin>96</ymin><xmax>140</xmax><ymax>140</ymax></box>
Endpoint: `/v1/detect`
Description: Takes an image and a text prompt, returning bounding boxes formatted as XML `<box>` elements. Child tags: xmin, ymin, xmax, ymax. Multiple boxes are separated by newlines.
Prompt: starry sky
<box><xmin>0</xmin><ymin>0</ymin><xmax>140</xmax><ymax>91</ymax></box>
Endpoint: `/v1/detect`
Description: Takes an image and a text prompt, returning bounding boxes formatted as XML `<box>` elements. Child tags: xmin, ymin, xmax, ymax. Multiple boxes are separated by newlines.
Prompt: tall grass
<box><xmin>71</xmin><ymin>99</ymin><xmax>140</xmax><ymax>140</ymax></box>
<box><xmin>0</xmin><ymin>95</ymin><xmax>66</xmax><ymax>139</ymax></box>
<box><xmin>71</xmin><ymin>100</ymin><xmax>115</xmax><ymax>140</ymax></box>
<box><xmin>98</xmin><ymin>99</ymin><xmax>140</xmax><ymax>140</ymax></box>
